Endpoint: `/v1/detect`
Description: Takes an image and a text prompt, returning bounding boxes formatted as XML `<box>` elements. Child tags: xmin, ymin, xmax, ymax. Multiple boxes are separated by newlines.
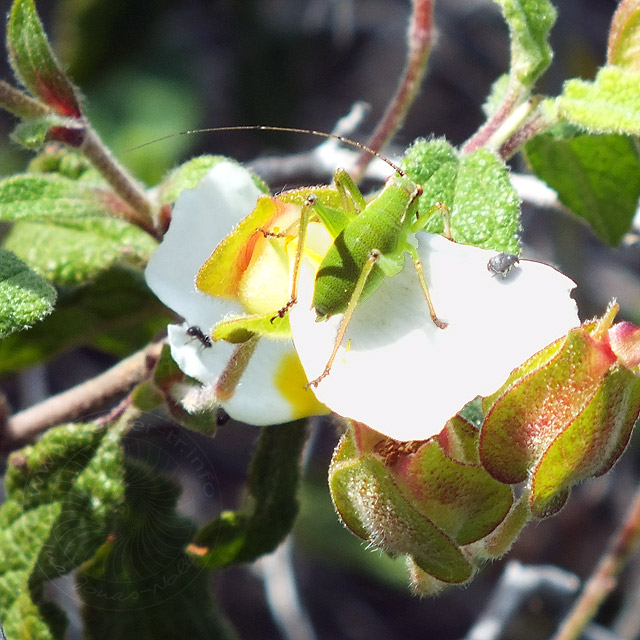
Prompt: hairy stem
<box><xmin>81</xmin><ymin>127</ymin><xmax>156</xmax><ymax>235</ymax></box>
<box><xmin>461</xmin><ymin>79</ymin><xmax>528</xmax><ymax>155</ymax></box>
<box><xmin>0</xmin><ymin>339</ymin><xmax>164</xmax><ymax>451</ymax></box>
<box><xmin>0</xmin><ymin>80</ymin><xmax>52</xmax><ymax>118</ymax></box>
<box><xmin>498</xmin><ymin>105</ymin><xmax>549</xmax><ymax>159</ymax></box>
<box><xmin>353</xmin><ymin>0</ymin><xmax>435</xmax><ymax>180</ymax></box>
<box><xmin>552</xmin><ymin>483</ymin><xmax>640</xmax><ymax>640</ymax></box>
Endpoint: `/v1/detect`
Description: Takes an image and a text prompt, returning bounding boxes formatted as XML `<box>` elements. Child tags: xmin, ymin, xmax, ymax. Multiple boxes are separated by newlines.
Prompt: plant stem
<box><xmin>498</xmin><ymin>104</ymin><xmax>547</xmax><ymax>159</ymax></box>
<box><xmin>461</xmin><ymin>79</ymin><xmax>528</xmax><ymax>155</ymax></box>
<box><xmin>0</xmin><ymin>339</ymin><xmax>164</xmax><ymax>451</ymax></box>
<box><xmin>353</xmin><ymin>0</ymin><xmax>434</xmax><ymax>180</ymax></box>
<box><xmin>552</xmin><ymin>482</ymin><xmax>640</xmax><ymax>640</ymax></box>
<box><xmin>0</xmin><ymin>80</ymin><xmax>52</xmax><ymax>118</ymax></box>
<box><xmin>81</xmin><ymin>127</ymin><xmax>156</xmax><ymax>235</ymax></box>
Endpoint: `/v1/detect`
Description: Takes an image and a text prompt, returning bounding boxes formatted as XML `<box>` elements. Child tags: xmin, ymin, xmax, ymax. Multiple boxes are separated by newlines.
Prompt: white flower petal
<box><xmin>145</xmin><ymin>161</ymin><xmax>263</xmax><ymax>328</ymax></box>
<box><xmin>168</xmin><ymin>322</ymin><xmax>321</xmax><ymax>424</ymax></box>
<box><xmin>289</xmin><ymin>234</ymin><xmax>579</xmax><ymax>441</ymax></box>
<box><xmin>145</xmin><ymin>162</ymin><xmax>325</xmax><ymax>424</ymax></box>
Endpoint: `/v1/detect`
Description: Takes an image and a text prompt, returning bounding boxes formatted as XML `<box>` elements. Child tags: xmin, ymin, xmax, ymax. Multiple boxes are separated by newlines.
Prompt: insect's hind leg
<box><xmin>306</xmin><ymin>248</ymin><xmax>381</xmax><ymax>388</ymax></box>
<box><xmin>408</xmin><ymin>245</ymin><xmax>447</xmax><ymax>329</ymax></box>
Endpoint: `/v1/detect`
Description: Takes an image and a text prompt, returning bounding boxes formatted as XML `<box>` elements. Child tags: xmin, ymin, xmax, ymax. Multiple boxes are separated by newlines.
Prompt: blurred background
<box><xmin>2</xmin><ymin>1</ymin><xmax>640</xmax><ymax>639</ymax></box>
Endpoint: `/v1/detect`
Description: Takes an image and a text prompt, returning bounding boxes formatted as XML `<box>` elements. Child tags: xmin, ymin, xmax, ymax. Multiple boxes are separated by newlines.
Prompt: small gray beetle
<box><xmin>487</xmin><ymin>252</ymin><xmax>519</xmax><ymax>278</ymax></box>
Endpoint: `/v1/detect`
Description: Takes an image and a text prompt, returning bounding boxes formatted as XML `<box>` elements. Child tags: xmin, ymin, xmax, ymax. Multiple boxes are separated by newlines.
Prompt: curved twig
<box><xmin>552</xmin><ymin>483</ymin><xmax>640</xmax><ymax>640</ymax></box>
<box><xmin>0</xmin><ymin>338</ymin><xmax>164</xmax><ymax>451</ymax></box>
<box><xmin>352</xmin><ymin>0</ymin><xmax>435</xmax><ymax>180</ymax></box>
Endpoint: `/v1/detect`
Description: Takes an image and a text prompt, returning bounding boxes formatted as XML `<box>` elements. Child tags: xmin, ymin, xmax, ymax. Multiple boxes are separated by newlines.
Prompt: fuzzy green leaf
<box><xmin>4</xmin><ymin>217</ymin><xmax>157</xmax><ymax>286</ymax></box>
<box><xmin>77</xmin><ymin>459</ymin><xmax>233</xmax><ymax>640</ymax></box>
<box><xmin>7</xmin><ymin>0</ymin><xmax>82</xmax><ymax>117</ymax></box>
<box><xmin>0</xmin><ymin>249</ymin><xmax>55</xmax><ymax>337</ymax></box>
<box><xmin>558</xmin><ymin>66</ymin><xmax>640</xmax><ymax>134</ymax></box>
<box><xmin>525</xmin><ymin>131</ymin><xmax>640</xmax><ymax>245</ymax></box>
<box><xmin>0</xmin><ymin>267</ymin><xmax>169</xmax><ymax>375</ymax></box>
<box><xmin>0</xmin><ymin>173</ymin><xmax>129</xmax><ymax>222</ymax></box>
<box><xmin>0</xmin><ymin>422</ymin><xmax>126</xmax><ymax>639</ymax></box>
<box><xmin>12</xmin><ymin>114</ymin><xmax>81</xmax><ymax>149</ymax></box>
<box><xmin>495</xmin><ymin>0</ymin><xmax>557</xmax><ymax>86</ymax></box>
<box><xmin>403</xmin><ymin>138</ymin><xmax>520</xmax><ymax>253</ymax></box>
<box><xmin>192</xmin><ymin>421</ymin><xmax>307</xmax><ymax>568</ymax></box>
<box><xmin>158</xmin><ymin>155</ymin><xmax>268</xmax><ymax>206</ymax></box>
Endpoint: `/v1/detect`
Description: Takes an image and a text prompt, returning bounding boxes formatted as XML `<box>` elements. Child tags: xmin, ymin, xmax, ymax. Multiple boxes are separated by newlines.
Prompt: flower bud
<box><xmin>608</xmin><ymin>0</ymin><xmax>640</xmax><ymax>70</ymax></box>
<box><xmin>480</xmin><ymin>304</ymin><xmax>640</xmax><ymax>518</ymax></box>
<box><xmin>329</xmin><ymin>418</ymin><xmax>514</xmax><ymax>590</ymax></box>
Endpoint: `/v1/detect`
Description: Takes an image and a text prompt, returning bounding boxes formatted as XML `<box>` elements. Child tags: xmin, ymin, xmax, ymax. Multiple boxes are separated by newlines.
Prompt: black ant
<box><xmin>186</xmin><ymin>325</ymin><xmax>212</xmax><ymax>348</ymax></box>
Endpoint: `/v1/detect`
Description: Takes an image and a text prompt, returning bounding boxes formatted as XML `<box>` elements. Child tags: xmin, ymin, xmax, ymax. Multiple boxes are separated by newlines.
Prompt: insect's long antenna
<box><xmin>128</xmin><ymin>125</ymin><xmax>406</xmax><ymax>177</ymax></box>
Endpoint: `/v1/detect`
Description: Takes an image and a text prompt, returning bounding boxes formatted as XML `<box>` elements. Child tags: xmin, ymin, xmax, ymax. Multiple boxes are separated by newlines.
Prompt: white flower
<box><xmin>145</xmin><ymin>161</ymin><xmax>326</xmax><ymax>425</ymax></box>
<box><xmin>288</xmin><ymin>234</ymin><xmax>579</xmax><ymax>441</ymax></box>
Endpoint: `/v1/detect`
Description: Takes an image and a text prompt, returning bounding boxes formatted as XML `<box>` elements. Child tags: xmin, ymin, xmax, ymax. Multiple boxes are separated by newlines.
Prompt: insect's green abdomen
<box><xmin>313</xmin><ymin>233</ymin><xmax>386</xmax><ymax>318</ymax></box>
<box><xmin>313</xmin><ymin>182</ymin><xmax>411</xmax><ymax>319</ymax></box>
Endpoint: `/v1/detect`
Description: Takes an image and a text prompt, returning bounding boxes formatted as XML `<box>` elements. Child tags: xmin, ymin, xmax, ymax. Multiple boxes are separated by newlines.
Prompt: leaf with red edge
<box><xmin>7</xmin><ymin>0</ymin><xmax>82</xmax><ymax>118</ymax></box>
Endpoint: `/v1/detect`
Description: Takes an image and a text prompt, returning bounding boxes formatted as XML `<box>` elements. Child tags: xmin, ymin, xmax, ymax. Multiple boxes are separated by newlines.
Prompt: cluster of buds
<box><xmin>329</xmin><ymin>303</ymin><xmax>640</xmax><ymax>592</ymax></box>
<box><xmin>145</xmin><ymin>162</ymin><xmax>640</xmax><ymax>590</ymax></box>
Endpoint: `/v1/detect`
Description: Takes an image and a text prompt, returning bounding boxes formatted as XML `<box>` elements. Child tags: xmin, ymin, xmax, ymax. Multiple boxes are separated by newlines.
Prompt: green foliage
<box><xmin>0</xmin><ymin>267</ymin><xmax>169</xmax><ymax>375</ymax></box>
<box><xmin>7</xmin><ymin>0</ymin><xmax>82</xmax><ymax>117</ymax></box>
<box><xmin>525</xmin><ymin>129</ymin><xmax>640</xmax><ymax>245</ymax></box>
<box><xmin>4</xmin><ymin>217</ymin><xmax>156</xmax><ymax>286</ymax></box>
<box><xmin>77</xmin><ymin>459</ymin><xmax>234</xmax><ymax>640</ymax></box>
<box><xmin>192</xmin><ymin>421</ymin><xmax>307</xmax><ymax>568</ymax></box>
<box><xmin>27</xmin><ymin>146</ymin><xmax>94</xmax><ymax>179</ymax></box>
<box><xmin>0</xmin><ymin>249</ymin><xmax>56</xmax><ymax>337</ymax></box>
<box><xmin>12</xmin><ymin>115</ymin><xmax>82</xmax><ymax>149</ymax></box>
<box><xmin>558</xmin><ymin>66</ymin><xmax>640</xmax><ymax>134</ymax></box>
<box><xmin>402</xmin><ymin>138</ymin><xmax>521</xmax><ymax>254</ymax></box>
<box><xmin>0</xmin><ymin>422</ymin><xmax>125</xmax><ymax>638</ymax></box>
<box><xmin>0</xmin><ymin>173</ymin><xmax>128</xmax><ymax>222</ymax></box>
<box><xmin>158</xmin><ymin>155</ymin><xmax>269</xmax><ymax>207</ymax></box>
<box><xmin>495</xmin><ymin>0</ymin><xmax>557</xmax><ymax>87</ymax></box>
<box><xmin>0</xmin><ymin>172</ymin><xmax>157</xmax><ymax>286</ymax></box>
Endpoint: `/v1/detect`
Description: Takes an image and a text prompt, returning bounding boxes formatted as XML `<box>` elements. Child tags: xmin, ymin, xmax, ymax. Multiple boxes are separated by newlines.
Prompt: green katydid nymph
<box><xmin>273</xmin><ymin>164</ymin><xmax>449</xmax><ymax>388</ymax></box>
<box><xmin>137</xmin><ymin>126</ymin><xmax>450</xmax><ymax>388</ymax></box>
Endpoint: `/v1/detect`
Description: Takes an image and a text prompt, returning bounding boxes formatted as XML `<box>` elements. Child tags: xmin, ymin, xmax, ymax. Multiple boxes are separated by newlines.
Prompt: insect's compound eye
<box><xmin>306</xmin><ymin>193</ymin><xmax>318</xmax><ymax>206</ymax></box>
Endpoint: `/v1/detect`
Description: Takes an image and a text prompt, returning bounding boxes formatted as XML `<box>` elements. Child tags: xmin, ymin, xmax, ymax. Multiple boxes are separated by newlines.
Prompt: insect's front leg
<box><xmin>271</xmin><ymin>193</ymin><xmax>317</xmax><ymax>322</ymax></box>
<box><xmin>333</xmin><ymin>168</ymin><xmax>367</xmax><ymax>215</ymax></box>
<box><xmin>412</xmin><ymin>201</ymin><xmax>452</xmax><ymax>240</ymax></box>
